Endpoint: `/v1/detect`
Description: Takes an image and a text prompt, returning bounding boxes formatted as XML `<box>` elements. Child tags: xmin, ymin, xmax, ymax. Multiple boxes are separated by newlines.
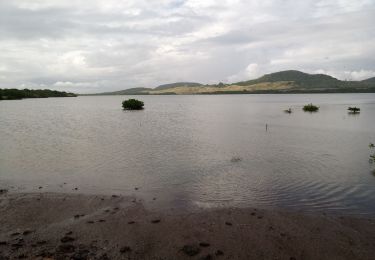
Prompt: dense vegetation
<box><xmin>0</xmin><ymin>88</ymin><xmax>76</xmax><ymax>100</ymax></box>
<box><xmin>303</xmin><ymin>103</ymin><xmax>319</xmax><ymax>112</ymax></box>
<box><xmin>122</xmin><ymin>99</ymin><xmax>144</xmax><ymax>110</ymax></box>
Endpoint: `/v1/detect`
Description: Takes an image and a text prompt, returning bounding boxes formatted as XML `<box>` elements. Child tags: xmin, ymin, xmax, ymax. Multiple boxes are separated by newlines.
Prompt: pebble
<box><xmin>60</xmin><ymin>236</ymin><xmax>75</xmax><ymax>243</ymax></box>
<box><xmin>23</xmin><ymin>230</ymin><xmax>33</xmax><ymax>236</ymax></box>
<box><xmin>151</xmin><ymin>219</ymin><xmax>161</xmax><ymax>224</ymax></box>
<box><xmin>181</xmin><ymin>244</ymin><xmax>201</xmax><ymax>256</ymax></box>
<box><xmin>199</xmin><ymin>254</ymin><xmax>213</xmax><ymax>260</ymax></box>
<box><xmin>225</xmin><ymin>221</ymin><xmax>232</xmax><ymax>226</ymax></box>
<box><xmin>120</xmin><ymin>246</ymin><xmax>132</xmax><ymax>253</ymax></box>
<box><xmin>199</xmin><ymin>242</ymin><xmax>210</xmax><ymax>247</ymax></box>
<box><xmin>215</xmin><ymin>250</ymin><xmax>224</xmax><ymax>256</ymax></box>
<box><xmin>58</xmin><ymin>244</ymin><xmax>76</xmax><ymax>253</ymax></box>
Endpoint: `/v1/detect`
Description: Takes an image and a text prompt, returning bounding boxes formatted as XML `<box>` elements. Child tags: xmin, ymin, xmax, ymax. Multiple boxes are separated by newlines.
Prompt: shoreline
<box><xmin>1</xmin><ymin>192</ymin><xmax>375</xmax><ymax>259</ymax></box>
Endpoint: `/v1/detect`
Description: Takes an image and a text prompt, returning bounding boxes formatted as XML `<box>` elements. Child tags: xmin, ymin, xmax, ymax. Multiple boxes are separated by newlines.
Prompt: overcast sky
<box><xmin>0</xmin><ymin>0</ymin><xmax>374</xmax><ymax>93</ymax></box>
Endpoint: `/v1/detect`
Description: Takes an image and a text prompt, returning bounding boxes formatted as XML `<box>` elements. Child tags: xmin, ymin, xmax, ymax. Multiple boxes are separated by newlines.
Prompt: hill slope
<box><xmin>87</xmin><ymin>70</ymin><xmax>375</xmax><ymax>95</ymax></box>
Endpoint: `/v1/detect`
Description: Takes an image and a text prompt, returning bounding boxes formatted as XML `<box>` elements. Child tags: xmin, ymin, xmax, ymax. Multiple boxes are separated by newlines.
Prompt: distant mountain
<box><xmin>88</xmin><ymin>87</ymin><xmax>152</xmax><ymax>95</ymax></box>
<box><xmin>154</xmin><ymin>82</ymin><xmax>202</xmax><ymax>90</ymax></box>
<box><xmin>85</xmin><ymin>70</ymin><xmax>375</xmax><ymax>95</ymax></box>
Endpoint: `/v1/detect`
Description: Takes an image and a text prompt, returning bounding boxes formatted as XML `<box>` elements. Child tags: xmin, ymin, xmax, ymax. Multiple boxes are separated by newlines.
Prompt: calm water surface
<box><xmin>1</xmin><ymin>94</ymin><xmax>375</xmax><ymax>215</ymax></box>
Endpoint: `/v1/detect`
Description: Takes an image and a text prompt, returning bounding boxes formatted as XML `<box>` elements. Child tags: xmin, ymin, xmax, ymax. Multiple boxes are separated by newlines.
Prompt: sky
<box><xmin>0</xmin><ymin>0</ymin><xmax>374</xmax><ymax>93</ymax></box>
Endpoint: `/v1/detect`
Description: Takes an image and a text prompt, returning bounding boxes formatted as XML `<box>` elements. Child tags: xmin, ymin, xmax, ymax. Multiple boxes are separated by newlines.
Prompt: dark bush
<box><xmin>122</xmin><ymin>99</ymin><xmax>144</xmax><ymax>110</ymax></box>
<box><xmin>303</xmin><ymin>103</ymin><xmax>319</xmax><ymax>112</ymax></box>
<box><xmin>348</xmin><ymin>107</ymin><xmax>360</xmax><ymax>113</ymax></box>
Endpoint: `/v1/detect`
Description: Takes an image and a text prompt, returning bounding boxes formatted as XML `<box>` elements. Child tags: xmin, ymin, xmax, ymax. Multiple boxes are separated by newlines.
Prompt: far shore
<box><xmin>1</xmin><ymin>192</ymin><xmax>374</xmax><ymax>259</ymax></box>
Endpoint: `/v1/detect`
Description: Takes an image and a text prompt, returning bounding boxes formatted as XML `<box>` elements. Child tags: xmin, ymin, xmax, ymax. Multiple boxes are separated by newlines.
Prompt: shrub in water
<box><xmin>303</xmin><ymin>103</ymin><xmax>319</xmax><ymax>112</ymax></box>
<box><xmin>122</xmin><ymin>99</ymin><xmax>144</xmax><ymax>110</ymax></box>
<box><xmin>348</xmin><ymin>107</ymin><xmax>360</xmax><ymax>113</ymax></box>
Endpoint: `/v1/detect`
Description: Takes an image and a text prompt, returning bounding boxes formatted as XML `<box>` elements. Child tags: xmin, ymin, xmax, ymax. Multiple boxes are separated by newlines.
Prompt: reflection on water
<box><xmin>1</xmin><ymin>94</ymin><xmax>375</xmax><ymax>215</ymax></box>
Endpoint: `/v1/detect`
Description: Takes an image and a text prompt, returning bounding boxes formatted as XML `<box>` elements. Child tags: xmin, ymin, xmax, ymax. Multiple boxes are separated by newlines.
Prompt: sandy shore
<box><xmin>0</xmin><ymin>192</ymin><xmax>375</xmax><ymax>260</ymax></box>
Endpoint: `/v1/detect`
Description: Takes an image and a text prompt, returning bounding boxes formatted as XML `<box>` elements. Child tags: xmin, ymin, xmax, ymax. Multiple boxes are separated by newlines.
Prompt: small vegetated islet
<box><xmin>122</xmin><ymin>99</ymin><xmax>144</xmax><ymax>110</ymax></box>
<box><xmin>348</xmin><ymin>106</ymin><xmax>360</xmax><ymax>113</ymax></box>
<box><xmin>370</xmin><ymin>143</ymin><xmax>375</xmax><ymax>162</ymax></box>
<box><xmin>303</xmin><ymin>103</ymin><xmax>319</xmax><ymax>112</ymax></box>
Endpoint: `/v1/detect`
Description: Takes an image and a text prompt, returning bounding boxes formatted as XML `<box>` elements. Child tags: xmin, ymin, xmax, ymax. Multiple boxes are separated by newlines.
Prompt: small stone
<box><xmin>65</xmin><ymin>231</ymin><xmax>73</xmax><ymax>235</ymax></box>
<box><xmin>111</xmin><ymin>195</ymin><xmax>119</xmax><ymax>198</ymax></box>
<box><xmin>71</xmin><ymin>249</ymin><xmax>89</xmax><ymax>260</ymax></box>
<box><xmin>11</xmin><ymin>232</ymin><xmax>20</xmax><ymax>236</ymax></box>
<box><xmin>257</xmin><ymin>216</ymin><xmax>263</xmax><ymax>219</ymax></box>
<box><xmin>199</xmin><ymin>254</ymin><xmax>213</xmax><ymax>260</ymax></box>
<box><xmin>60</xmin><ymin>236</ymin><xmax>75</xmax><ymax>243</ymax></box>
<box><xmin>134</xmin><ymin>187</ymin><xmax>139</xmax><ymax>190</ymax></box>
<box><xmin>215</xmin><ymin>250</ymin><xmax>224</xmax><ymax>256</ymax></box>
<box><xmin>36</xmin><ymin>240</ymin><xmax>47</xmax><ymax>245</ymax></box>
<box><xmin>23</xmin><ymin>230</ymin><xmax>33</xmax><ymax>236</ymax></box>
<box><xmin>38</xmin><ymin>186</ymin><xmax>43</xmax><ymax>189</ymax></box>
<box><xmin>58</xmin><ymin>244</ymin><xmax>75</xmax><ymax>253</ymax></box>
<box><xmin>199</xmin><ymin>242</ymin><xmax>210</xmax><ymax>247</ymax></box>
<box><xmin>225</xmin><ymin>221</ymin><xmax>232</xmax><ymax>226</ymax></box>
<box><xmin>114</xmin><ymin>207</ymin><xmax>119</xmax><ymax>210</ymax></box>
<box><xmin>181</xmin><ymin>245</ymin><xmax>201</xmax><ymax>256</ymax></box>
<box><xmin>128</xmin><ymin>221</ymin><xmax>135</xmax><ymax>224</ymax></box>
<box><xmin>0</xmin><ymin>241</ymin><xmax>7</xmax><ymax>245</ymax></box>
<box><xmin>86</xmin><ymin>221</ymin><xmax>94</xmax><ymax>224</ymax></box>
<box><xmin>120</xmin><ymin>246</ymin><xmax>131</xmax><ymax>253</ymax></box>
<box><xmin>11</xmin><ymin>243</ymin><xmax>23</xmax><ymax>248</ymax></box>
<box><xmin>151</xmin><ymin>219</ymin><xmax>161</xmax><ymax>224</ymax></box>
<box><xmin>74</xmin><ymin>214</ymin><xmax>81</xmax><ymax>219</ymax></box>
<box><xmin>290</xmin><ymin>257</ymin><xmax>297</xmax><ymax>260</ymax></box>
<box><xmin>0</xmin><ymin>189</ymin><xmax>8</xmax><ymax>194</ymax></box>
<box><xmin>251</xmin><ymin>212</ymin><xmax>256</xmax><ymax>216</ymax></box>
<box><xmin>98</xmin><ymin>219</ymin><xmax>106</xmax><ymax>223</ymax></box>
<box><xmin>74</xmin><ymin>187</ymin><xmax>78</xmax><ymax>190</ymax></box>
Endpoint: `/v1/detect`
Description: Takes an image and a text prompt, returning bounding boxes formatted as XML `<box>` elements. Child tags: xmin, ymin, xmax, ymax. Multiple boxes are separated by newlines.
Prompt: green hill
<box><xmin>90</xmin><ymin>87</ymin><xmax>152</xmax><ymax>95</ymax></box>
<box><xmin>154</xmin><ymin>82</ymin><xmax>202</xmax><ymax>90</ymax></box>
<box><xmin>234</xmin><ymin>70</ymin><xmax>342</xmax><ymax>89</ymax></box>
<box><xmin>362</xmin><ymin>77</ymin><xmax>375</xmax><ymax>84</ymax></box>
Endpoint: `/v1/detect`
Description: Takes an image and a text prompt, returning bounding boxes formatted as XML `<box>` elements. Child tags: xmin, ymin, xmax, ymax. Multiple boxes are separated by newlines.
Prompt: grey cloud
<box><xmin>0</xmin><ymin>0</ymin><xmax>374</xmax><ymax>93</ymax></box>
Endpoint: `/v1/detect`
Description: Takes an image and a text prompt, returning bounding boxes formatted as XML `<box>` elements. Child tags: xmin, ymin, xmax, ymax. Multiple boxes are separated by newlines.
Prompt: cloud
<box><xmin>0</xmin><ymin>0</ymin><xmax>374</xmax><ymax>93</ymax></box>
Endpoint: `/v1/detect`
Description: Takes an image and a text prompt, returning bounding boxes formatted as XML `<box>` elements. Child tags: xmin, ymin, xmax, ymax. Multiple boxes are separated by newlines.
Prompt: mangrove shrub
<box><xmin>303</xmin><ymin>103</ymin><xmax>319</xmax><ymax>112</ymax></box>
<box><xmin>122</xmin><ymin>99</ymin><xmax>144</xmax><ymax>110</ymax></box>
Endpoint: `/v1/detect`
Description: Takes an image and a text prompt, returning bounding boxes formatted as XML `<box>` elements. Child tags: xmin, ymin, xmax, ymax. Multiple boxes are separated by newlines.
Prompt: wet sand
<box><xmin>0</xmin><ymin>192</ymin><xmax>375</xmax><ymax>259</ymax></box>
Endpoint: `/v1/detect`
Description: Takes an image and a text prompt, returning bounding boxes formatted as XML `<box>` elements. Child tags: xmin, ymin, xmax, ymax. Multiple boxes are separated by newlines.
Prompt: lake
<box><xmin>1</xmin><ymin>94</ymin><xmax>375</xmax><ymax>215</ymax></box>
